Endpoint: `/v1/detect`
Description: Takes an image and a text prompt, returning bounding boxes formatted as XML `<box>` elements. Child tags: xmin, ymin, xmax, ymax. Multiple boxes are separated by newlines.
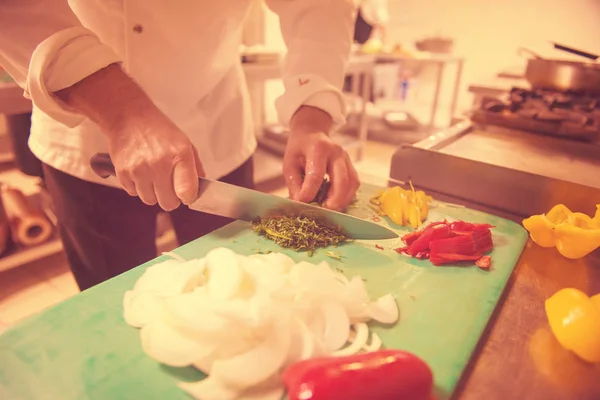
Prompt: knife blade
<box><xmin>90</xmin><ymin>153</ymin><xmax>399</xmax><ymax>240</ymax></box>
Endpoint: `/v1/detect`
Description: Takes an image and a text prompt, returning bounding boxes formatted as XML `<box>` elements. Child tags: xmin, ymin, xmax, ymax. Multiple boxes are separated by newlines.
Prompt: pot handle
<box><xmin>551</xmin><ymin>42</ymin><xmax>599</xmax><ymax>61</ymax></box>
<box><xmin>517</xmin><ymin>47</ymin><xmax>543</xmax><ymax>60</ymax></box>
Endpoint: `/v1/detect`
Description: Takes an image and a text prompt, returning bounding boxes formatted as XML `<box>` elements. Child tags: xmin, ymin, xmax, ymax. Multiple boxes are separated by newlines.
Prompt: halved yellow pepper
<box><xmin>522</xmin><ymin>204</ymin><xmax>600</xmax><ymax>259</ymax></box>
<box><xmin>371</xmin><ymin>184</ymin><xmax>433</xmax><ymax>228</ymax></box>
<box><xmin>545</xmin><ymin>288</ymin><xmax>600</xmax><ymax>363</ymax></box>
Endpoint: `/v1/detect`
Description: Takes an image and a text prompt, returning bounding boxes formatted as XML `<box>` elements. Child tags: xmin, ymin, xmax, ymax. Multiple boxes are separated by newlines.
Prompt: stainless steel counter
<box><xmin>388</xmin><ymin>120</ymin><xmax>600</xmax><ymax>399</ymax></box>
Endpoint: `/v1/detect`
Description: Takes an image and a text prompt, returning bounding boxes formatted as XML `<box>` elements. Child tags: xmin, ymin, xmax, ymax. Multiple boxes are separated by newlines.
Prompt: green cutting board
<box><xmin>0</xmin><ymin>183</ymin><xmax>528</xmax><ymax>400</ymax></box>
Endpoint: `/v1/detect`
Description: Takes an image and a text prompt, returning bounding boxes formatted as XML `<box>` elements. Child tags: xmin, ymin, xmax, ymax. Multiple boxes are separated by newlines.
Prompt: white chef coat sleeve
<box><xmin>265</xmin><ymin>0</ymin><xmax>356</xmax><ymax>132</ymax></box>
<box><xmin>360</xmin><ymin>0</ymin><xmax>390</xmax><ymax>27</ymax></box>
<box><xmin>0</xmin><ymin>0</ymin><xmax>123</xmax><ymax>127</ymax></box>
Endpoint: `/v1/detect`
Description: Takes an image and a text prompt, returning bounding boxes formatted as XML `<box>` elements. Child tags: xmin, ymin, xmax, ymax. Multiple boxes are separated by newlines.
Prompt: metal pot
<box><xmin>519</xmin><ymin>47</ymin><xmax>600</xmax><ymax>94</ymax></box>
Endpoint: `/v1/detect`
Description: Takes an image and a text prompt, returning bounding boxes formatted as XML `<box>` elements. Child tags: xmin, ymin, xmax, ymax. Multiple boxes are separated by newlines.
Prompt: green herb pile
<box><xmin>251</xmin><ymin>215</ymin><xmax>348</xmax><ymax>255</ymax></box>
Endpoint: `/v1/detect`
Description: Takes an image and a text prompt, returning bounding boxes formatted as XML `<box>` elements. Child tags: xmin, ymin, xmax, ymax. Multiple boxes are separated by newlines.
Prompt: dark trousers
<box><xmin>42</xmin><ymin>157</ymin><xmax>254</xmax><ymax>291</ymax></box>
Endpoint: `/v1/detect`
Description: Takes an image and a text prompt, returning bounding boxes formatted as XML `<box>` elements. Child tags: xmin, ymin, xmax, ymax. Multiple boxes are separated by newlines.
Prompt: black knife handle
<box><xmin>90</xmin><ymin>153</ymin><xmax>116</xmax><ymax>179</ymax></box>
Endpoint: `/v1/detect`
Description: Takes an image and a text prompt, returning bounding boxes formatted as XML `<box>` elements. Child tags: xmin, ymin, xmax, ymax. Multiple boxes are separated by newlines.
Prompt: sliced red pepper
<box><xmin>375</xmin><ymin>244</ymin><xmax>384</xmax><ymax>250</ymax></box>
<box><xmin>283</xmin><ymin>350</ymin><xmax>434</xmax><ymax>400</ymax></box>
<box><xmin>407</xmin><ymin>223</ymin><xmax>451</xmax><ymax>256</ymax></box>
<box><xmin>397</xmin><ymin>219</ymin><xmax>494</xmax><ymax>268</ymax></box>
<box><xmin>429</xmin><ymin>252</ymin><xmax>482</xmax><ymax>266</ymax></box>
<box><xmin>429</xmin><ymin>230</ymin><xmax>493</xmax><ymax>255</ymax></box>
<box><xmin>475</xmin><ymin>255</ymin><xmax>492</xmax><ymax>269</ymax></box>
<box><xmin>401</xmin><ymin>230</ymin><xmax>423</xmax><ymax>246</ymax></box>
<box><xmin>449</xmin><ymin>221</ymin><xmax>494</xmax><ymax>232</ymax></box>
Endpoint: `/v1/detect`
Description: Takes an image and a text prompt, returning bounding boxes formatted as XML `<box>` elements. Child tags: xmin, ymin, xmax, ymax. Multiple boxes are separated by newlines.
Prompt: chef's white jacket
<box><xmin>0</xmin><ymin>0</ymin><xmax>355</xmax><ymax>187</ymax></box>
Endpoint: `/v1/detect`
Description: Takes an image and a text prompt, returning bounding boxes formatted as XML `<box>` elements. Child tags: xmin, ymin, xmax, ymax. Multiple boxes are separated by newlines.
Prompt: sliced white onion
<box><xmin>210</xmin><ymin>318</ymin><xmax>292</xmax><ymax>390</ymax></box>
<box><xmin>123</xmin><ymin>290</ymin><xmax>162</xmax><ymax>328</ymax></box>
<box><xmin>320</xmin><ymin>300</ymin><xmax>351</xmax><ymax>352</ymax></box>
<box><xmin>161</xmin><ymin>291</ymin><xmax>237</xmax><ymax>337</ymax></box>
<box><xmin>140</xmin><ymin>319</ymin><xmax>215</xmax><ymax>367</ymax></box>
<box><xmin>124</xmin><ymin>247</ymin><xmax>400</xmax><ymax>400</ymax></box>
<box><xmin>363</xmin><ymin>332</ymin><xmax>383</xmax><ymax>352</ymax></box>
<box><xmin>132</xmin><ymin>258</ymin><xmax>206</xmax><ymax>296</ymax></box>
<box><xmin>206</xmin><ymin>248</ymin><xmax>243</xmax><ymax>300</ymax></box>
<box><xmin>333</xmin><ymin>323</ymin><xmax>370</xmax><ymax>356</ymax></box>
<box><xmin>367</xmin><ymin>293</ymin><xmax>399</xmax><ymax>324</ymax></box>
<box><xmin>161</xmin><ymin>251</ymin><xmax>187</xmax><ymax>262</ymax></box>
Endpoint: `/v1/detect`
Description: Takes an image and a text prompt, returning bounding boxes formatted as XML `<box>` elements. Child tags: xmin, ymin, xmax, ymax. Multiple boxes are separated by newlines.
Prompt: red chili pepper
<box><xmin>475</xmin><ymin>255</ymin><xmax>492</xmax><ymax>269</ymax></box>
<box><xmin>282</xmin><ymin>350</ymin><xmax>434</xmax><ymax>400</ymax></box>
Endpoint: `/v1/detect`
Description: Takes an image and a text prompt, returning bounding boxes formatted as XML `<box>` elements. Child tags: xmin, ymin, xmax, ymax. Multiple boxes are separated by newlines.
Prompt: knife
<box><xmin>90</xmin><ymin>153</ymin><xmax>399</xmax><ymax>240</ymax></box>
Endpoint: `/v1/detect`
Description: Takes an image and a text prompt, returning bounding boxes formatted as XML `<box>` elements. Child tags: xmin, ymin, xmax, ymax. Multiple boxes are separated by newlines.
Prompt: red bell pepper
<box><xmin>406</xmin><ymin>222</ymin><xmax>451</xmax><ymax>256</ymax></box>
<box><xmin>395</xmin><ymin>220</ymin><xmax>495</xmax><ymax>268</ymax></box>
<box><xmin>282</xmin><ymin>350</ymin><xmax>434</xmax><ymax>400</ymax></box>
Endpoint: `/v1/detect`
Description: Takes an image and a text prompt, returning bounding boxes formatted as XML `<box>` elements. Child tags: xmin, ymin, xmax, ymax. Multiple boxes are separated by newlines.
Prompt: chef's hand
<box><xmin>55</xmin><ymin>64</ymin><xmax>204</xmax><ymax>211</ymax></box>
<box><xmin>283</xmin><ymin>106</ymin><xmax>360</xmax><ymax>211</ymax></box>
<box><xmin>108</xmin><ymin>114</ymin><xmax>205</xmax><ymax>211</ymax></box>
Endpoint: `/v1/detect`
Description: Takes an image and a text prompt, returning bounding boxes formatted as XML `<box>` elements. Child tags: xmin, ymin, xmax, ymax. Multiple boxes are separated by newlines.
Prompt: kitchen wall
<box><xmin>257</xmin><ymin>0</ymin><xmax>600</xmax><ymax>126</ymax></box>
<box><xmin>386</xmin><ymin>0</ymin><xmax>600</xmax><ymax>108</ymax></box>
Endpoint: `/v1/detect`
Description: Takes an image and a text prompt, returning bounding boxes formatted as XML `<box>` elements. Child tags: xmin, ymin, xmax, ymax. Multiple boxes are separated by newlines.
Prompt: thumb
<box><xmin>192</xmin><ymin>146</ymin><xmax>205</xmax><ymax>177</ymax></box>
<box><xmin>173</xmin><ymin>150</ymin><xmax>199</xmax><ymax>205</ymax></box>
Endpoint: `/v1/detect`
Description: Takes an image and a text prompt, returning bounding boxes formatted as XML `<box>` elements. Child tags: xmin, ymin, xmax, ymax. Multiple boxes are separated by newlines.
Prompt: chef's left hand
<box><xmin>283</xmin><ymin>106</ymin><xmax>360</xmax><ymax>211</ymax></box>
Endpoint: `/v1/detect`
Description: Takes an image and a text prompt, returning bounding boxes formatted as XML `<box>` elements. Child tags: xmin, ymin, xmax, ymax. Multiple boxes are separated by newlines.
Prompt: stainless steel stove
<box><xmin>387</xmin><ymin>85</ymin><xmax>600</xmax><ymax>221</ymax></box>
<box><xmin>471</xmin><ymin>87</ymin><xmax>600</xmax><ymax>142</ymax></box>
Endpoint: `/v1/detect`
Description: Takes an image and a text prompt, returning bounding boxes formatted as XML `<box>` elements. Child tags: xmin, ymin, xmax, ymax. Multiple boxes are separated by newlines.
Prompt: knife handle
<box><xmin>90</xmin><ymin>153</ymin><xmax>116</xmax><ymax>179</ymax></box>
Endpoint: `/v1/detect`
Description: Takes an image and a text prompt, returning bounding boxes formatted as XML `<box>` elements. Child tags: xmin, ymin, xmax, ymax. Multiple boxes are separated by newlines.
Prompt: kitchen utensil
<box><xmin>0</xmin><ymin>181</ymin><xmax>529</xmax><ymax>400</ymax></box>
<box><xmin>518</xmin><ymin>47</ymin><xmax>600</xmax><ymax>94</ymax></box>
<box><xmin>551</xmin><ymin>42</ymin><xmax>599</xmax><ymax>61</ymax></box>
<box><xmin>89</xmin><ymin>153</ymin><xmax>398</xmax><ymax>241</ymax></box>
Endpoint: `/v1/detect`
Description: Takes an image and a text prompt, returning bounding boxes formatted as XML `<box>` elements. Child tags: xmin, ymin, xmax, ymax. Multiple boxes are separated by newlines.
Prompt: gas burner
<box><xmin>471</xmin><ymin>87</ymin><xmax>600</xmax><ymax>141</ymax></box>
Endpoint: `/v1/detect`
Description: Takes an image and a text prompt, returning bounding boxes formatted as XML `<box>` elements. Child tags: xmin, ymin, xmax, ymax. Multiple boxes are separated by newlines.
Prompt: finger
<box><xmin>323</xmin><ymin>155</ymin><xmax>350</xmax><ymax>211</ymax></box>
<box><xmin>153</xmin><ymin>168</ymin><xmax>181</xmax><ymax>211</ymax></box>
<box><xmin>131</xmin><ymin>173</ymin><xmax>158</xmax><ymax>206</ymax></box>
<box><xmin>295</xmin><ymin>156</ymin><xmax>327</xmax><ymax>203</ymax></box>
<box><xmin>282</xmin><ymin>159</ymin><xmax>303</xmax><ymax>200</ymax></box>
<box><xmin>173</xmin><ymin>149</ymin><xmax>200</xmax><ymax>205</ymax></box>
<box><xmin>192</xmin><ymin>146</ymin><xmax>205</xmax><ymax>178</ymax></box>
<box><xmin>344</xmin><ymin>152</ymin><xmax>361</xmax><ymax>204</ymax></box>
<box><xmin>117</xmin><ymin>170</ymin><xmax>137</xmax><ymax>196</ymax></box>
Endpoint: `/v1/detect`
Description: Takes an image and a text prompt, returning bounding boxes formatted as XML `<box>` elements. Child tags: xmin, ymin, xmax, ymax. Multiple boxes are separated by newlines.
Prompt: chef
<box><xmin>355</xmin><ymin>0</ymin><xmax>389</xmax><ymax>45</ymax></box>
<box><xmin>0</xmin><ymin>0</ymin><xmax>360</xmax><ymax>291</ymax></box>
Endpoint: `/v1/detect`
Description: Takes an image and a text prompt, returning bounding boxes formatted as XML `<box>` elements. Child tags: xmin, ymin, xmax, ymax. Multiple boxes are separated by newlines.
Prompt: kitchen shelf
<box><xmin>0</xmin><ymin>189</ymin><xmax>62</xmax><ymax>273</ymax></box>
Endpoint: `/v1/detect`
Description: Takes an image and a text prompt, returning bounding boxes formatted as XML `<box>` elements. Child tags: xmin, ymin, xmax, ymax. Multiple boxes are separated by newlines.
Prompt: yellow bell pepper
<box><xmin>522</xmin><ymin>204</ymin><xmax>600</xmax><ymax>259</ymax></box>
<box><xmin>370</xmin><ymin>183</ymin><xmax>433</xmax><ymax>228</ymax></box>
<box><xmin>545</xmin><ymin>288</ymin><xmax>600</xmax><ymax>363</ymax></box>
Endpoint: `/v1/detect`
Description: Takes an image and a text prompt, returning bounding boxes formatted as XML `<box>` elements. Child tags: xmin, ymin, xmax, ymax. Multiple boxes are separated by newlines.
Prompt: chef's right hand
<box><xmin>108</xmin><ymin>114</ymin><xmax>205</xmax><ymax>211</ymax></box>
<box><xmin>53</xmin><ymin>63</ymin><xmax>204</xmax><ymax>211</ymax></box>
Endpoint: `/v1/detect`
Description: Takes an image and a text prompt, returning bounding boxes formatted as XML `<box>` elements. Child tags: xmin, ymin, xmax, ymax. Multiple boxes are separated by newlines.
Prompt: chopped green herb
<box><xmin>326</xmin><ymin>251</ymin><xmax>343</xmax><ymax>261</ymax></box>
<box><xmin>254</xmin><ymin>249</ymin><xmax>272</xmax><ymax>254</ymax></box>
<box><xmin>335</xmin><ymin>267</ymin><xmax>345</xmax><ymax>274</ymax></box>
<box><xmin>251</xmin><ymin>215</ymin><xmax>348</xmax><ymax>256</ymax></box>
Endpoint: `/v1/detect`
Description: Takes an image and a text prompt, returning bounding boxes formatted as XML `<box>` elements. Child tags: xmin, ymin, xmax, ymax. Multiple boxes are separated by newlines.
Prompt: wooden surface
<box><xmin>413</xmin><ymin>189</ymin><xmax>600</xmax><ymax>400</ymax></box>
<box><xmin>0</xmin><ymin>183</ymin><xmax>529</xmax><ymax>400</ymax></box>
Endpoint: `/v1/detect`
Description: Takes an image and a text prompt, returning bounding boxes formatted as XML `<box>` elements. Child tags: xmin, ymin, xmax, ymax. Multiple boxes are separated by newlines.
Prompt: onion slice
<box><xmin>123</xmin><ymin>247</ymin><xmax>400</xmax><ymax>400</ymax></box>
